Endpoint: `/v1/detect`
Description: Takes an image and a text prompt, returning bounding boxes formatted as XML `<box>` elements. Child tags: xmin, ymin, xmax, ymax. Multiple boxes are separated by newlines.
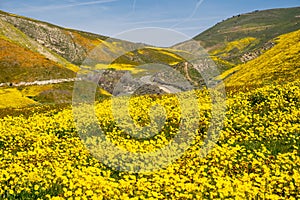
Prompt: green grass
<box><xmin>0</xmin><ymin>103</ymin><xmax>70</xmax><ymax>118</ymax></box>
<box><xmin>233</xmin><ymin>138</ymin><xmax>300</xmax><ymax>156</ymax></box>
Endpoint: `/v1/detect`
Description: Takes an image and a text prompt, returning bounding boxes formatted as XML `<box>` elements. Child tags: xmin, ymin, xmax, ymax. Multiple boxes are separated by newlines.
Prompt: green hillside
<box><xmin>194</xmin><ymin>7</ymin><xmax>300</xmax><ymax>64</ymax></box>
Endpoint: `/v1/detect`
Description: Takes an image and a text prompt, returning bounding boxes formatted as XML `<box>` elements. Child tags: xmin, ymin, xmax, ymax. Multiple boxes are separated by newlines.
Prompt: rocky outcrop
<box><xmin>133</xmin><ymin>84</ymin><xmax>166</xmax><ymax>96</ymax></box>
<box><xmin>97</xmin><ymin>70</ymin><xmax>127</xmax><ymax>94</ymax></box>
<box><xmin>241</xmin><ymin>41</ymin><xmax>276</xmax><ymax>63</ymax></box>
<box><xmin>0</xmin><ymin>13</ymin><xmax>87</xmax><ymax>64</ymax></box>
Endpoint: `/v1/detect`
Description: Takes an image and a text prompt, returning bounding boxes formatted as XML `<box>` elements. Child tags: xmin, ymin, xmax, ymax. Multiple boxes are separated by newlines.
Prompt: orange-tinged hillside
<box><xmin>0</xmin><ymin>38</ymin><xmax>75</xmax><ymax>83</ymax></box>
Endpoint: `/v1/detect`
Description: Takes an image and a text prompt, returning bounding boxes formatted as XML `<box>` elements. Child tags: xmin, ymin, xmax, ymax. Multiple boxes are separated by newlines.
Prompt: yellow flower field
<box><xmin>0</xmin><ymin>78</ymin><xmax>299</xmax><ymax>199</ymax></box>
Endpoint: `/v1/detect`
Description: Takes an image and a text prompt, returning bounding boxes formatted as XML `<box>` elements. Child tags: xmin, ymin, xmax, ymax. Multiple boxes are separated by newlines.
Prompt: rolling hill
<box><xmin>0</xmin><ymin>10</ymin><xmax>200</xmax><ymax>108</ymax></box>
<box><xmin>0</xmin><ymin>7</ymin><xmax>299</xmax><ymax>110</ymax></box>
<box><xmin>0</xmin><ymin>6</ymin><xmax>300</xmax><ymax>200</ymax></box>
<box><xmin>193</xmin><ymin>7</ymin><xmax>300</xmax><ymax>65</ymax></box>
<box><xmin>219</xmin><ymin>29</ymin><xmax>300</xmax><ymax>91</ymax></box>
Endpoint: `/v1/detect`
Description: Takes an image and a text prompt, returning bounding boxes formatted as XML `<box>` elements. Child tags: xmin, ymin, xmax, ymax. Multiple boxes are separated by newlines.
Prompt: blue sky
<box><xmin>0</xmin><ymin>0</ymin><xmax>299</xmax><ymax>46</ymax></box>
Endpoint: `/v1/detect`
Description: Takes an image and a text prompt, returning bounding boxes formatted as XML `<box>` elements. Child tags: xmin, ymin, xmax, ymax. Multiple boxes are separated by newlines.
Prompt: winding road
<box><xmin>0</xmin><ymin>78</ymin><xmax>80</xmax><ymax>87</ymax></box>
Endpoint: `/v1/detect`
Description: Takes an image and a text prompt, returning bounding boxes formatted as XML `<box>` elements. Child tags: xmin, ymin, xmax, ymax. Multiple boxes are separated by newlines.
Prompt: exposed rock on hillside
<box><xmin>241</xmin><ymin>41</ymin><xmax>276</xmax><ymax>63</ymax></box>
<box><xmin>0</xmin><ymin>13</ymin><xmax>87</xmax><ymax>64</ymax></box>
